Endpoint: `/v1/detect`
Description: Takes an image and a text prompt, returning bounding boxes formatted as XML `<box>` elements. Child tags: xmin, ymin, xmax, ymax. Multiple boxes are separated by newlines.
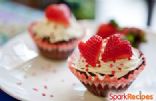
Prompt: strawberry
<box><xmin>45</xmin><ymin>4</ymin><xmax>70</xmax><ymax>27</ymax></box>
<box><xmin>96</xmin><ymin>20</ymin><xmax>118</xmax><ymax>39</ymax></box>
<box><xmin>102</xmin><ymin>34</ymin><xmax>132</xmax><ymax>62</ymax></box>
<box><xmin>78</xmin><ymin>35</ymin><xmax>102</xmax><ymax>67</ymax></box>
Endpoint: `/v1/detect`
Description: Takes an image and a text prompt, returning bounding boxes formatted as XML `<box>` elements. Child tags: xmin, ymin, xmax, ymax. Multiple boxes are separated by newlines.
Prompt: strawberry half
<box><xmin>78</xmin><ymin>35</ymin><xmax>102</xmax><ymax>67</ymax></box>
<box><xmin>45</xmin><ymin>4</ymin><xmax>70</xmax><ymax>27</ymax></box>
<box><xmin>102</xmin><ymin>34</ymin><xmax>132</xmax><ymax>62</ymax></box>
<box><xmin>96</xmin><ymin>20</ymin><xmax>118</xmax><ymax>39</ymax></box>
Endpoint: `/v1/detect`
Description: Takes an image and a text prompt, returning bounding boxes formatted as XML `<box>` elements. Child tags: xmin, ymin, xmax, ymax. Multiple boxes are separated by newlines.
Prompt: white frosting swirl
<box><xmin>32</xmin><ymin>18</ymin><xmax>83</xmax><ymax>43</ymax></box>
<box><xmin>73</xmin><ymin>40</ymin><xmax>143</xmax><ymax>78</ymax></box>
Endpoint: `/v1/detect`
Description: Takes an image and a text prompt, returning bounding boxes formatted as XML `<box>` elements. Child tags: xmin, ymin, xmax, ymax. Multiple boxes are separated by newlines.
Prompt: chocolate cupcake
<box><xmin>68</xmin><ymin>34</ymin><xmax>145</xmax><ymax>97</ymax></box>
<box><xmin>29</xmin><ymin>4</ymin><xmax>84</xmax><ymax>60</ymax></box>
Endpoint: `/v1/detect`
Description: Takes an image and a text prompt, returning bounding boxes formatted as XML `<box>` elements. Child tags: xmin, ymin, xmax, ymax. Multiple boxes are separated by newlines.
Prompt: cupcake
<box><xmin>29</xmin><ymin>4</ymin><xmax>84</xmax><ymax>60</ymax></box>
<box><xmin>68</xmin><ymin>34</ymin><xmax>145</xmax><ymax>97</ymax></box>
<box><xmin>96</xmin><ymin>20</ymin><xmax>146</xmax><ymax>48</ymax></box>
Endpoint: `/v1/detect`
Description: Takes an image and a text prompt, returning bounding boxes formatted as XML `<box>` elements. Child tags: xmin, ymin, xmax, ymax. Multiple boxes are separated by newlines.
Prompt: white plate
<box><xmin>0</xmin><ymin>30</ymin><xmax>156</xmax><ymax>101</ymax></box>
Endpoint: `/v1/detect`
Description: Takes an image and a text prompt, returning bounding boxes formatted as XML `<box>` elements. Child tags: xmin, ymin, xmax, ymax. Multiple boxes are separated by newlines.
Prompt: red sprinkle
<box><xmin>44</xmin><ymin>85</ymin><xmax>48</xmax><ymax>89</ymax></box>
<box><xmin>109</xmin><ymin>64</ymin><xmax>113</xmax><ymax>68</ymax></box>
<box><xmin>120</xmin><ymin>63</ymin><xmax>124</xmax><ymax>66</ymax></box>
<box><xmin>112</xmin><ymin>70</ymin><xmax>115</xmax><ymax>75</ymax></box>
<box><xmin>128</xmin><ymin>57</ymin><xmax>131</xmax><ymax>60</ymax></box>
<box><xmin>33</xmin><ymin>88</ymin><xmax>38</xmax><ymax>92</ymax></box>
<box><xmin>85</xmin><ymin>64</ymin><xmax>89</xmax><ymax>67</ymax></box>
<box><xmin>85</xmin><ymin>68</ymin><xmax>88</xmax><ymax>72</ymax></box>
<box><xmin>85</xmin><ymin>64</ymin><xmax>89</xmax><ymax>71</ymax></box>
<box><xmin>42</xmin><ymin>93</ymin><xmax>46</xmax><ymax>96</ymax></box>
<box><xmin>97</xmin><ymin>64</ymin><xmax>101</xmax><ymax>67</ymax></box>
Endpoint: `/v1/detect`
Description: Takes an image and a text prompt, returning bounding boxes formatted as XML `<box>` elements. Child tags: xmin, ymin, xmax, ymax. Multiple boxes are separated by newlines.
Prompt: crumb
<box><xmin>44</xmin><ymin>85</ymin><xmax>48</xmax><ymax>89</ymax></box>
<box><xmin>42</xmin><ymin>93</ymin><xmax>46</xmax><ymax>96</ymax></box>
<box><xmin>33</xmin><ymin>88</ymin><xmax>38</xmax><ymax>92</ymax></box>
<box><xmin>50</xmin><ymin>94</ymin><xmax>54</xmax><ymax>97</ymax></box>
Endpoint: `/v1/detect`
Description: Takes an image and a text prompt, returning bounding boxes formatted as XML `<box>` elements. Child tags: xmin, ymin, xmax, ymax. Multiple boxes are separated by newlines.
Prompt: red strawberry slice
<box><xmin>45</xmin><ymin>4</ymin><xmax>70</xmax><ymax>27</ymax></box>
<box><xmin>102</xmin><ymin>34</ymin><xmax>132</xmax><ymax>62</ymax></box>
<box><xmin>78</xmin><ymin>35</ymin><xmax>102</xmax><ymax>67</ymax></box>
<box><xmin>96</xmin><ymin>20</ymin><xmax>118</xmax><ymax>39</ymax></box>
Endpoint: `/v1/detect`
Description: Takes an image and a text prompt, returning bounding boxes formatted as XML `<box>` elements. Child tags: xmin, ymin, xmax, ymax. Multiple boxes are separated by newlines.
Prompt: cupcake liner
<box><xmin>68</xmin><ymin>51</ymin><xmax>145</xmax><ymax>97</ymax></box>
<box><xmin>28</xmin><ymin>22</ymin><xmax>81</xmax><ymax>59</ymax></box>
<box><xmin>38</xmin><ymin>45</ymin><xmax>75</xmax><ymax>60</ymax></box>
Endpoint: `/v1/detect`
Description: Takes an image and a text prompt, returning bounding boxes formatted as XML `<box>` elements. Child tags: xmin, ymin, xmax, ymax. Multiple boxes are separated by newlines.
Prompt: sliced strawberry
<box><xmin>78</xmin><ymin>35</ymin><xmax>102</xmax><ymax>67</ymax></box>
<box><xmin>45</xmin><ymin>4</ymin><xmax>70</xmax><ymax>27</ymax></box>
<box><xmin>102</xmin><ymin>35</ymin><xmax>132</xmax><ymax>62</ymax></box>
<box><xmin>96</xmin><ymin>20</ymin><xmax>118</xmax><ymax>39</ymax></box>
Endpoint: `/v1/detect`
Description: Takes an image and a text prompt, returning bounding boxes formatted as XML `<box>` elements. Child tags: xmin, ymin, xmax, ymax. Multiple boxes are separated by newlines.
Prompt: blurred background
<box><xmin>0</xmin><ymin>0</ymin><xmax>155</xmax><ymax>100</ymax></box>
<box><xmin>0</xmin><ymin>0</ymin><xmax>156</xmax><ymax>46</ymax></box>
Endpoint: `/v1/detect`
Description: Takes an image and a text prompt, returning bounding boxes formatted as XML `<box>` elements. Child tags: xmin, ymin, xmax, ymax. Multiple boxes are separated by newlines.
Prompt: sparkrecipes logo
<box><xmin>109</xmin><ymin>91</ymin><xmax>154</xmax><ymax>101</ymax></box>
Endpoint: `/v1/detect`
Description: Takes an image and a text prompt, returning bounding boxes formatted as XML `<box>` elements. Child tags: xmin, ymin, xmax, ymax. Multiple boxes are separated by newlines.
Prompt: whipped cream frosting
<box><xmin>32</xmin><ymin>18</ymin><xmax>83</xmax><ymax>43</ymax></box>
<box><xmin>73</xmin><ymin>40</ymin><xmax>143</xmax><ymax>79</ymax></box>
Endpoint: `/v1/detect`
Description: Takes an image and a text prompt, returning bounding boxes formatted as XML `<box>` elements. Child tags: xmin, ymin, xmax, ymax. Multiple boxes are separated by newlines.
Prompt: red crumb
<box><xmin>128</xmin><ymin>57</ymin><xmax>131</xmax><ymax>60</ymax></box>
<box><xmin>42</xmin><ymin>93</ymin><xmax>46</xmax><ymax>96</ymax></box>
<box><xmin>33</xmin><ymin>88</ymin><xmax>38</xmax><ymax>92</ymax></box>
